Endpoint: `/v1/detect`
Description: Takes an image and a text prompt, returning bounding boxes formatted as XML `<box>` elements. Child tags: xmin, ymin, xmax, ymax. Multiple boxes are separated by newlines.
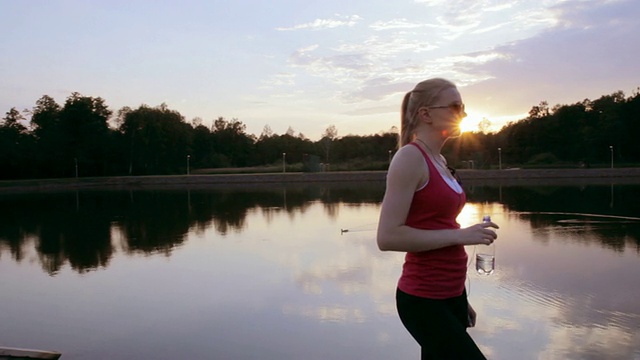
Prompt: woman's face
<box><xmin>426</xmin><ymin>87</ymin><xmax>467</xmax><ymax>138</ymax></box>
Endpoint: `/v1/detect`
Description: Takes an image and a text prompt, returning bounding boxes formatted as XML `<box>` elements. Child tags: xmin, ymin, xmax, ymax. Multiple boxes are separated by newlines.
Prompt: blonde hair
<box><xmin>399</xmin><ymin>78</ymin><xmax>457</xmax><ymax>148</ymax></box>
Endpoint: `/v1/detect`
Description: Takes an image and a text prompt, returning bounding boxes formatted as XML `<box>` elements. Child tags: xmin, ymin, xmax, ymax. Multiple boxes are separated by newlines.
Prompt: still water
<box><xmin>1</xmin><ymin>181</ymin><xmax>639</xmax><ymax>360</ymax></box>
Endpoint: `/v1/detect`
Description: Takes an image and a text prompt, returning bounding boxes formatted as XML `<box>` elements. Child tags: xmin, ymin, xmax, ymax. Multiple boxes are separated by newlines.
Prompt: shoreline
<box><xmin>1</xmin><ymin>168</ymin><xmax>640</xmax><ymax>193</ymax></box>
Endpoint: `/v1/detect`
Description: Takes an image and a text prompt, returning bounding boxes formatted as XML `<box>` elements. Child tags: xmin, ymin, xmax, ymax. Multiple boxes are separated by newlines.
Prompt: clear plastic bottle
<box><xmin>475</xmin><ymin>215</ymin><xmax>495</xmax><ymax>275</ymax></box>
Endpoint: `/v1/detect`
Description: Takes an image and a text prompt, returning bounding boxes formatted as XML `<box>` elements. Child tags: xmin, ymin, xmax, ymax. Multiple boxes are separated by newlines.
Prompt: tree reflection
<box><xmin>0</xmin><ymin>183</ymin><xmax>385</xmax><ymax>274</ymax></box>
<box><xmin>466</xmin><ymin>184</ymin><xmax>640</xmax><ymax>253</ymax></box>
<box><xmin>0</xmin><ymin>182</ymin><xmax>637</xmax><ymax>274</ymax></box>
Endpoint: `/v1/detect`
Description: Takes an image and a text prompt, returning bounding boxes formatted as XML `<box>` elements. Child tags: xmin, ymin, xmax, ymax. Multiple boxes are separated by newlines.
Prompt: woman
<box><xmin>376</xmin><ymin>78</ymin><xmax>498</xmax><ymax>359</ymax></box>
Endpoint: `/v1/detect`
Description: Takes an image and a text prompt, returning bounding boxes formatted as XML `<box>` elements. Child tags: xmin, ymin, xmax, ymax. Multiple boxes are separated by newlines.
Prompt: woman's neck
<box><xmin>414</xmin><ymin>135</ymin><xmax>443</xmax><ymax>155</ymax></box>
<box><xmin>413</xmin><ymin>136</ymin><xmax>453</xmax><ymax>178</ymax></box>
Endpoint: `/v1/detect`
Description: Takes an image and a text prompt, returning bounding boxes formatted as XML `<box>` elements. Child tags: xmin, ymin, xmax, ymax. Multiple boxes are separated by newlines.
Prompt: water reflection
<box><xmin>1</xmin><ymin>182</ymin><xmax>640</xmax><ymax>359</ymax></box>
<box><xmin>0</xmin><ymin>183</ymin><xmax>386</xmax><ymax>275</ymax></box>
<box><xmin>1</xmin><ymin>183</ymin><xmax>639</xmax><ymax>275</ymax></box>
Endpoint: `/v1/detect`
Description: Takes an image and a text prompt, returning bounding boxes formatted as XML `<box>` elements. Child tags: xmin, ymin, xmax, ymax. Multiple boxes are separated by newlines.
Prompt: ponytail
<box><xmin>399</xmin><ymin>91</ymin><xmax>413</xmax><ymax>148</ymax></box>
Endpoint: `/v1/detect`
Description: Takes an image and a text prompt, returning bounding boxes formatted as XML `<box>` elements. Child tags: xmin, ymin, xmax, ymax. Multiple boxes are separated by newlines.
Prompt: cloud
<box><xmin>279</xmin><ymin>1</ymin><xmax>567</xmax><ymax>107</ymax></box>
<box><xmin>415</xmin><ymin>0</ymin><xmax>562</xmax><ymax>40</ymax></box>
<box><xmin>369</xmin><ymin>18</ymin><xmax>432</xmax><ymax>31</ymax></box>
<box><xmin>276</xmin><ymin>14</ymin><xmax>363</xmax><ymax>31</ymax></box>
<box><xmin>336</xmin><ymin>51</ymin><xmax>506</xmax><ymax>102</ymax></box>
<box><xmin>462</xmin><ymin>0</ymin><xmax>640</xmax><ymax>117</ymax></box>
<box><xmin>289</xmin><ymin>44</ymin><xmax>373</xmax><ymax>83</ymax></box>
<box><xmin>334</xmin><ymin>35</ymin><xmax>438</xmax><ymax>55</ymax></box>
<box><xmin>342</xmin><ymin>78</ymin><xmax>416</xmax><ymax>102</ymax></box>
<box><xmin>261</xmin><ymin>72</ymin><xmax>296</xmax><ymax>89</ymax></box>
<box><xmin>287</xmin><ymin>33</ymin><xmax>508</xmax><ymax>103</ymax></box>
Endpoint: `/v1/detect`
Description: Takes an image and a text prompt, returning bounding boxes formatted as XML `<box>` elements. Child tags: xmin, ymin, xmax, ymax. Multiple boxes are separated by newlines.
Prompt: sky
<box><xmin>1</xmin><ymin>0</ymin><xmax>638</xmax><ymax>140</ymax></box>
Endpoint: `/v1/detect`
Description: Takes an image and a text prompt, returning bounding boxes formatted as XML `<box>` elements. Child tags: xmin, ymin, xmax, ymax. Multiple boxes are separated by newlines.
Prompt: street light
<box><xmin>187</xmin><ymin>155</ymin><xmax>191</xmax><ymax>175</ymax></box>
<box><xmin>498</xmin><ymin>148</ymin><xmax>502</xmax><ymax>170</ymax></box>
<box><xmin>609</xmin><ymin>146</ymin><xmax>613</xmax><ymax>168</ymax></box>
<box><xmin>74</xmin><ymin>158</ymin><xmax>78</xmax><ymax>178</ymax></box>
<box><xmin>282</xmin><ymin>153</ymin><xmax>286</xmax><ymax>173</ymax></box>
<box><xmin>388</xmin><ymin>150</ymin><xmax>392</xmax><ymax>163</ymax></box>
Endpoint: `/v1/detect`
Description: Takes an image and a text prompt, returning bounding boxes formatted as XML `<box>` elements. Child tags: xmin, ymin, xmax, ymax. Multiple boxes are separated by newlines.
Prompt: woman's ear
<box><xmin>419</xmin><ymin>107</ymin><xmax>432</xmax><ymax>124</ymax></box>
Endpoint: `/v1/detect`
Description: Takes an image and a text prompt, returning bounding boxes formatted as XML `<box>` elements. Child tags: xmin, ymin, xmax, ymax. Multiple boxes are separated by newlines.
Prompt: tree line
<box><xmin>450</xmin><ymin>89</ymin><xmax>640</xmax><ymax>169</ymax></box>
<box><xmin>1</xmin><ymin>88</ymin><xmax>639</xmax><ymax>179</ymax></box>
<box><xmin>0</xmin><ymin>93</ymin><xmax>397</xmax><ymax>179</ymax></box>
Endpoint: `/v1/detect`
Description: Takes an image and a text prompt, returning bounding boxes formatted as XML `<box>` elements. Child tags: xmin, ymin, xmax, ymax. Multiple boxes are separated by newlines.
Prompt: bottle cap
<box><xmin>483</xmin><ymin>215</ymin><xmax>491</xmax><ymax>222</ymax></box>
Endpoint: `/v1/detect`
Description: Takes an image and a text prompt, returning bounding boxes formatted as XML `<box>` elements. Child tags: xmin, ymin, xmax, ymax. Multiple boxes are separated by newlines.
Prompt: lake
<box><xmin>1</xmin><ymin>180</ymin><xmax>639</xmax><ymax>360</ymax></box>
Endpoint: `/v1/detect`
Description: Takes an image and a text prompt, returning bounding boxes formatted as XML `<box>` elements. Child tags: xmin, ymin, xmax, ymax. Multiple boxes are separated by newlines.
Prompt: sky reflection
<box><xmin>1</xmin><ymin>185</ymin><xmax>639</xmax><ymax>359</ymax></box>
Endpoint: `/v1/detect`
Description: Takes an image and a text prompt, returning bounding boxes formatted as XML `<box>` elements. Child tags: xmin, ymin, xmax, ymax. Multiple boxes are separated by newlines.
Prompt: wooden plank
<box><xmin>0</xmin><ymin>347</ymin><xmax>61</xmax><ymax>360</ymax></box>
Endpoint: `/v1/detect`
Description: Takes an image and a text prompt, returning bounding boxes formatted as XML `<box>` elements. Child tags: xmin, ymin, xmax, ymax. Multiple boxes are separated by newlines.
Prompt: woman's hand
<box><xmin>467</xmin><ymin>303</ymin><xmax>477</xmax><ymax>327</ymax></box>
<box><xmin>458</xmin><ymin>221</ymin><xmax>498</xmax><ymax>246</ymax></box>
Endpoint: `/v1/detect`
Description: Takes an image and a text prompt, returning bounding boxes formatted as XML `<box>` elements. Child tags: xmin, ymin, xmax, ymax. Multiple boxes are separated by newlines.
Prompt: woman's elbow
<box><xmin>376</xmin><ymin>232</ymin><xmax>393</xmax><ymax>251</ymax></box>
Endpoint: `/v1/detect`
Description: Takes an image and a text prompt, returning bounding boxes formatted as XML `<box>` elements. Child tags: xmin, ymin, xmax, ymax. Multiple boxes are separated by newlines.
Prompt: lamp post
<box><xmin>388</xmin><ymin>150</ymin><xmax>392</xmax><ymax>163</ymax></box>
<box><xmin>187</xmin><ymin>155</ymin><xmax>190</xmax><ymax>175</ymax></box>
<box><xmin>282</xmin><ymin>152</ymin><xmax>286</xmax><ymax>173</ymax></box>
<box><xmin>498</xmin><ymin>148</ymin><xmax>502</xmax><ymax>170</ymax></box>
<box><xmin>609</xmin><ymin>146</ymin><xmax>613</xmax><ymax>169</ymax></box>
<box><xmin>74</xmin><ymin>158</ymin><xmax>78</xmax><ymax>178</ymax></box>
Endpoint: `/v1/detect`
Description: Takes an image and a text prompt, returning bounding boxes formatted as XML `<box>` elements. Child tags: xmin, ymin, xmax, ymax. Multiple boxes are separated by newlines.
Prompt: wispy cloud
<box><xmin>276</xmin><ymin>14</ymin><xmax>362</xmax><ymax>31</ymax></box>
<box><xmin>415</xmin><ymin>0</ymin><xmax>563</xmax><ymax>40</ymax></box>
<box><xmin>334</xmin><ymin>36</ymin><xmax>438</xmax><ymax>55</ymax></box>
<box><xmin>288</xmin><ymin>33</ymin><xmax>506</xmax><ymax>102</ymax></box>
<box><xmin>289</xmin><ymin>46</ymin><xmax>373</xmax><ymax>83</ymax></box>
<box><xmin>369</xmin><ymin>18</ymin><xmax>431</xmax><ymax>31</ymax></box>
<box><xmin>260</xmin><ymin>72</ymin><xmax>296</xmax><ymax>89</ymax></box>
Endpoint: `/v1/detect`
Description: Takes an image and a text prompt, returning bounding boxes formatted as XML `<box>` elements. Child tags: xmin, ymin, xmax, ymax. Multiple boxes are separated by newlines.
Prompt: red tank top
<box><xmin>397</xmin><ymin>142</ymin><xmax>468</xmax><ymax>299</ymax></box>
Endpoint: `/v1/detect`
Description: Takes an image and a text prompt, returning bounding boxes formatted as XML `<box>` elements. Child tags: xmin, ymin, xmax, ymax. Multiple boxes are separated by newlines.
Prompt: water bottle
<box><xmin>475</xmin><ymin>215</ymin><xmax>495</xmax><ymax>275</ymax></box>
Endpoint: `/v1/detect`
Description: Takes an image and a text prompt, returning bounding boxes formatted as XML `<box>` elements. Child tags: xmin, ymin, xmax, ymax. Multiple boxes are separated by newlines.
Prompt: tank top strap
<box><xmin>409</xmin><ymin>142</ymin><xmax>442</xmax><ymax>183</ymax></box>
<box><xmin>409</xmin><ymin>142</ymin><xmax>463</xmax><ymax>193</ymax></box>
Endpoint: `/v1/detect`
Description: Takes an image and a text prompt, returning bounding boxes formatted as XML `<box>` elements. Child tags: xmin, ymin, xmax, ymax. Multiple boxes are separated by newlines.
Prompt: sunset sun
<box><xmin>459</xmin><ymin>110</ymin><xmax>494</xmax><ymax>133</ymax></box>
<box><xmin>459</xmin><ymin>115</ymin><xmax>480</xmax><ymax>133</ymax></box>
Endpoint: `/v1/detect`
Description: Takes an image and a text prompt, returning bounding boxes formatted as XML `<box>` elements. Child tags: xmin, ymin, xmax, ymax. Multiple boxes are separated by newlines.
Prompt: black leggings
<box><xmin>396</xmin><ymin>288</ymin><xmax>486</xmax><ymax>360</ymax></box>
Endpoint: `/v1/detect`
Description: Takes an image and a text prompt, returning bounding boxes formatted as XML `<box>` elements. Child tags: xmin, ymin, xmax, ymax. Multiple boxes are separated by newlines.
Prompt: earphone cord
<box><xmin>466</xmin><ymin>245</ymin><xmax>476</xmax><ymax>296</ymax></box>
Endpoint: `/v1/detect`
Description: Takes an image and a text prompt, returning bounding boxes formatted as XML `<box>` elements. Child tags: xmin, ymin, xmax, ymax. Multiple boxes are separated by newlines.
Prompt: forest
<box><xmin>1</xmin><ymin>88</ymin><xmax>639</xmax><ymax>180</ymax></box>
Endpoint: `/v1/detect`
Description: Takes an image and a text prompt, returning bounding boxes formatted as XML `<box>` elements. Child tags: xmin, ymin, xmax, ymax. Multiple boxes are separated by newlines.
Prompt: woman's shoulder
<box><xmin>388</xmin><ymin>143</ymin><xmax>429</xmax><ymax>185</ymax></box>
<box><xmin>394</xmin><ymin>143</ymin><xmax>426</xmax><ymax>163</ymax></box>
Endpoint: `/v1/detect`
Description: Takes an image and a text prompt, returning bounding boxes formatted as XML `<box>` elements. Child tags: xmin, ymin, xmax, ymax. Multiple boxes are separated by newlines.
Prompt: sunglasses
<box><xmin>427</xmin><ymin>103</ymin><xmax>466</xmax><ymax>116</ymax></box>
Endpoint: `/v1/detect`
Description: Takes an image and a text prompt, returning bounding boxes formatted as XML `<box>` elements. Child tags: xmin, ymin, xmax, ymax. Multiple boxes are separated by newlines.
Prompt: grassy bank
<box><xmin>1</xmin><ymin>168</ymin><xmax>640</xmax><ymax>194</ymax></box>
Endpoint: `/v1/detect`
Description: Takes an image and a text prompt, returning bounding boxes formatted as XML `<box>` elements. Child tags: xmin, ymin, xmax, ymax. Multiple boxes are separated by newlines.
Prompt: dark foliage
<box><xmin>1</xmin><ymin>88</ymin><xmax>638</xmax><ymax>179</ymax></box>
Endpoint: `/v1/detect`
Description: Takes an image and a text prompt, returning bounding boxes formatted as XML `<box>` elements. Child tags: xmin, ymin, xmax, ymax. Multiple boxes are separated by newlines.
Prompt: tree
<box><xmin>0</xmin><ymin>108</ymin><xmax>34</xmax><ymax>179</ymax></box>
<box><xmin>31</xmin><ymin>95</ymin><xmax>61</xmax><ymax>136</ymax></box>
<box><xmin>1</xmin><ymin>108</ymin><xmax>26</xmax><ymax>130</ymax></box>
<box><xmin>478</xmin><ymin>117</ymin><xmax>491</xmax><ymax>134</ymax></box>
<box><xmin>191</xmin><ymin>117</ymin><xmax>203</xmax><ymax>128</ymax></box>
<box><xmin>528</xmin><ymin>101</ymin><xmax>550</xmax><ymax>119</ymax></box>
<box><xmin>210</xmin><ymin>117</ymin><xmax>255</xmax><ymax>167</ymax></box>
<box><xmin>58</xmin><ymin>93</ymin><xmax>113</xmax><ymax>176</ymax></box>
<box><xmin>118</xmin><ymin>104</ymin><xmax>191</xmax><ymax>174</ymax></box>
<box><xmin>319</xmin><ymin>124</ymin><xmax>338</xmax><ymax>163</ymax></box>
<box><xmin>191</xmin><ymin>124</ymin><xmax>213</xmax><ymax>168</ymax></box>
<box><xmin>30</xmin><ymin>95</ymin><xmax>64</xmax><ymax>177</ymax></box>
<box><xmin>259</xmin><ymin>124</ymin><xmax>273</xmax><ymax>140</ymax></box>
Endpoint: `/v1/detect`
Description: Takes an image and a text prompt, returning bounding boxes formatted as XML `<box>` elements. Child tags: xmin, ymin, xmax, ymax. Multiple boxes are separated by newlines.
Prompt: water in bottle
<box><xmin>476</xmin><ymin>215</ymin><xmax>495</xmax><ymax>275</ymax></box>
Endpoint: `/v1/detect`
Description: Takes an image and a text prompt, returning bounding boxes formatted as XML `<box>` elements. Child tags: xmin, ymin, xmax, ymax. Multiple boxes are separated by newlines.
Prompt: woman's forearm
<box><xmin>377</xmin><ymin>226</ymin><xmax>461</xmax><ymax>252</ymax></box>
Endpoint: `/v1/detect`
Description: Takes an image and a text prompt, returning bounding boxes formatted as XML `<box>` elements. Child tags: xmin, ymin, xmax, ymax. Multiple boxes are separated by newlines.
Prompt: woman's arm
<box><xmin>376</xmin><ymin>146</ymin><xmax>497</xmax><ymax>253</ymax></box>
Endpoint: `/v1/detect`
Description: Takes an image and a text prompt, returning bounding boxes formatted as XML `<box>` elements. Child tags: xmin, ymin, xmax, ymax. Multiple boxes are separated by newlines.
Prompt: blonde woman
<box><xmin>377</xmin><ymin>78</ymin><xmax>498</xmax><ymax>359</ymax></box>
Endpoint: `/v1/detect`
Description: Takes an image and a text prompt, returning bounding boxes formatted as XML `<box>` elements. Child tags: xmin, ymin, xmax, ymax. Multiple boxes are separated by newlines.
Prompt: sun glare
<box><xmin>459</xmin><ymin>115</ymin><xmax>483</xmax><ymax>133</ymax></box>
<box><xmin>459</xmin><ymin>111</ymin><xmax>490</xmax><ymax>133</ymax></box>
<box><xmin>458</xmin><ymin>117</ymin><xmax>477</xmax><ymax>133</ymax></box>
